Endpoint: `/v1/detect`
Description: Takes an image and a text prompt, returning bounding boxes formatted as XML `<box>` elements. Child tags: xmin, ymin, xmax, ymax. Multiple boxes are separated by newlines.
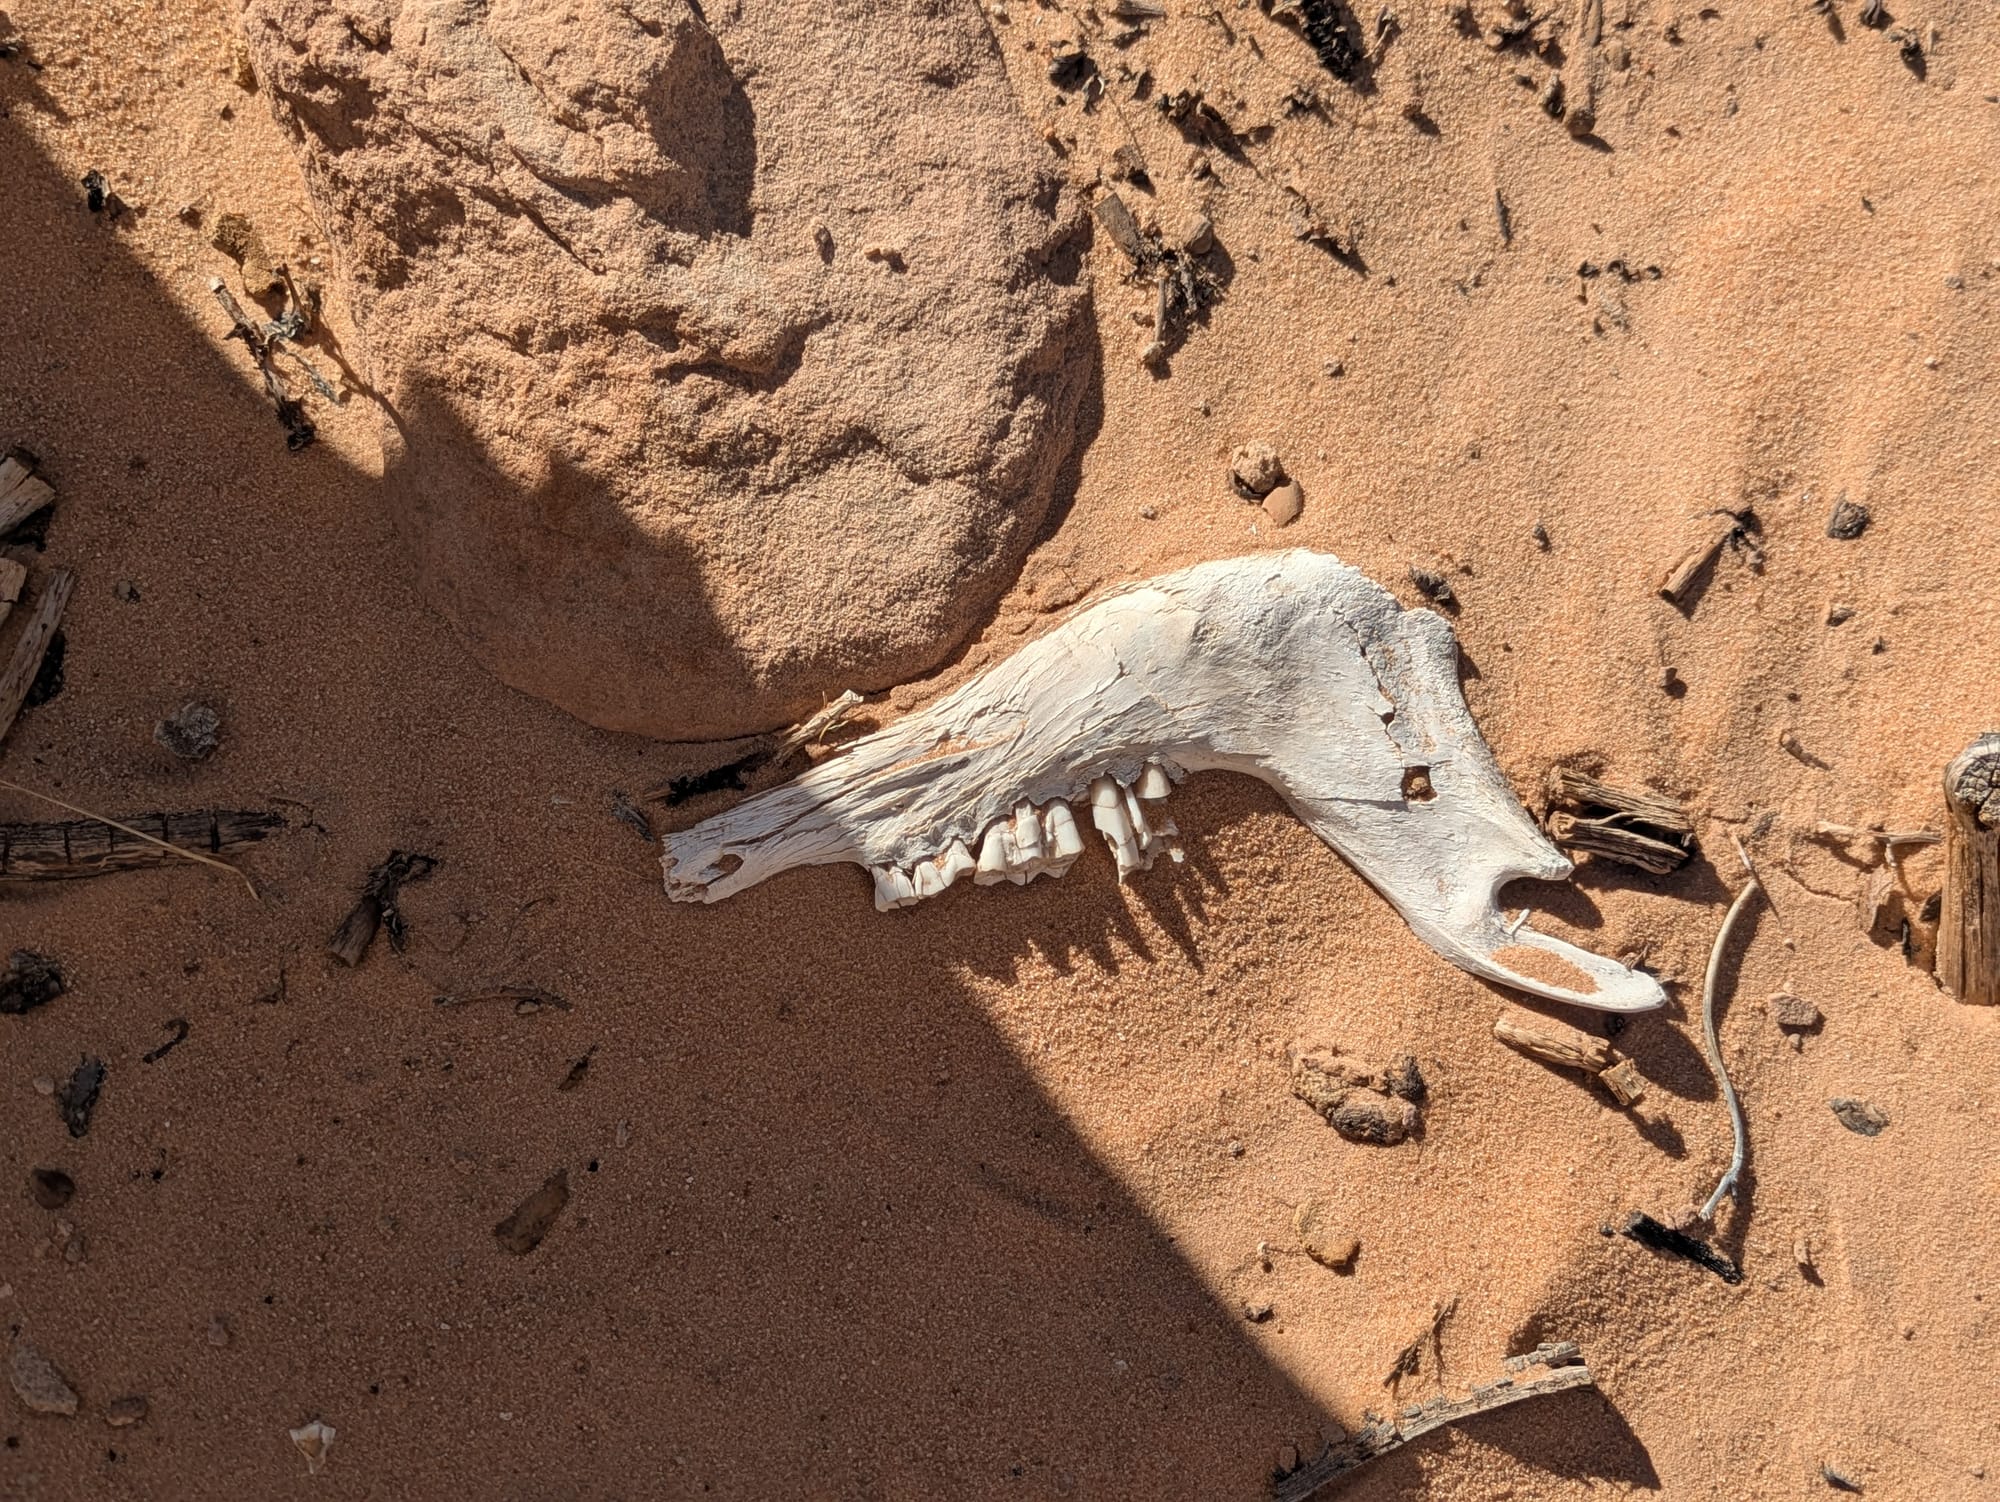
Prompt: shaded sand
<box><xmin>2</xmin><ymin>1</ymin><xmax>1999</xmax><ymax>1497</ymax></box>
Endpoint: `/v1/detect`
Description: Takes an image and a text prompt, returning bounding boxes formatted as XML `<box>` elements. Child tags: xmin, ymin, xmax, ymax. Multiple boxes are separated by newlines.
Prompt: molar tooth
<box><xmin>939</xmin><ymin>839</ymin><xmax>976</xmax><ymax>887</ymax></box>
<box><xmin>975</xmin><ymin>823</ymin><xmax>1013</xmax><ymax>885</ymax></box>
<box><xmin>1013</xmin><ymin>802</ymin><xmax>1045</xmax><ymax>860</ymax></box>
<box><xmin>872</xmin><ymin>867</ymin><xmax>898</xmax><ymax>911</ymax></box>
<box><xmin>912</xmin><ymin>860</ymin><xmax>947</xmax><ymax>899</ymax></box>
<box><xmin>1044</xmin><ymin>802</ymin><xmax>1085</xmax><ymax>860</ymax></box>
<box><xmin>1090</xmin><ymin>777</ymin><xmax>1144</xmax><ymax>878</ymax></box>
<box><xmin>1137</xmin><ymin>762</ymin><xmax>1173</xmax><ymax>800</ymax></box>
<box><xmin>1122</xmin><ymin>784</ymin><xmax>1153</xmax><ymax>842</ymax></box>
<box><xmin>885</xmin><ymin>866</ymin><xmax>917</xmax><ymax>907</ymax></box>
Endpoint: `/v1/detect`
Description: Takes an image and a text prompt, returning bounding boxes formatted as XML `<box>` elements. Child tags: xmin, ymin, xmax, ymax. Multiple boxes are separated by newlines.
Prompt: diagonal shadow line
<box><xmin>0</xmin><ymin>80</ymin><xmax>1656</xmax><ymax>1500</ymax></box>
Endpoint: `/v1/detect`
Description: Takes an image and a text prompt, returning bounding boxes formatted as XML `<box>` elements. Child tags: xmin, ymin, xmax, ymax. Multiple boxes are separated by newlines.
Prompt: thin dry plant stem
<box><xmin>1698</xmin><ymin>835</ymin><xmax>1760</xmax><ymax>1221</ymax></box>
<box><xmin>0</xmin><ymin>776</ymin><xmax>261</xmax><ymax>899</ymax></box>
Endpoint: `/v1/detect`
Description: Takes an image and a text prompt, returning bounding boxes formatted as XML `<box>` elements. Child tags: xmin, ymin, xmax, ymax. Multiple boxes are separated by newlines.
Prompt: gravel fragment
<box><xmin>9</xmin><ymin>1340</ymin><xmax>79</xmax><ymax>1416</ymax></box>
<box><xmin>154</xmin><ymin>701</ymin><xmax>222</xmax><ymax>761</ymax></box>
<box><xmin>1830</xmin><ymin>1097</ymin><xmax>1888</xmax><ymax>1136</ymax></box>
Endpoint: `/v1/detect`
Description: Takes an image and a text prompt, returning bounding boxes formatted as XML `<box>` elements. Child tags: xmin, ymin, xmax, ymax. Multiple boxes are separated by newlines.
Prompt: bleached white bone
<box><xmin>663</xmin><ymin>551</ymin><xmax>1666</xmax><ymax>1012</ymax></box>
<box><xmin>1137</xmin><ymin>762</ymin><xmax>1173</xmax><ymax>800</ymax></box>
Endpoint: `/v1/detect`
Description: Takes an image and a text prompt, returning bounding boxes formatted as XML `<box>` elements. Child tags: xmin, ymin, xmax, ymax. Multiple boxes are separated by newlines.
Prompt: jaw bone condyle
<box><xmin>662</xmin><ymin>550</ymin><xmax>1666</xmax><ymax>1013</ymax></box>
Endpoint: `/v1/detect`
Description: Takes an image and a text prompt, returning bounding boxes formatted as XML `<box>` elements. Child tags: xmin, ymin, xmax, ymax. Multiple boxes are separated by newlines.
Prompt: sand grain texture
<box><xmin>3</xmin><ymin>0</ymin><xmax>1999</xmax><ymax>1498</ymax></box>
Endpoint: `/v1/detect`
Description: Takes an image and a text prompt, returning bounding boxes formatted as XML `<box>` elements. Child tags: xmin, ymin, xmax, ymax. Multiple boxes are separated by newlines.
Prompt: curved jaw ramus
<box><xmin>662</xmin><ymin>551</ymin><xmax>1666</xmax><ymax>1013</ymax></box>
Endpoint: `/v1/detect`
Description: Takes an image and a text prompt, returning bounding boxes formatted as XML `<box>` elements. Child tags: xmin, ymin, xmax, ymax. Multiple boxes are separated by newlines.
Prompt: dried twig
<box><xmin>0</xmin><ymin>808</ymin><xmax>280</xmax><ymax>880</ymax></box>
<box><xmin>328</xmin><ymin>850</ymin><xmax>436</xmax><ymax>965</ymax></box>
<box><xmin>0</xmin><ymin>777</ymin><xmax>261</xmax><ymax>896</ymax></box>
<box><xmin>1276</xmin><ymin>1345</ymin><xmax>1592</xmax><ymax>1500</ymax></box>
<box><xmin>1698</xmin><ymin>836</ymin><xmax>1760</xmax><ymax>1221</ymax></box>
<box><xmin>209</xmin><ymin>277</ymin><xmax>330</xmax><ymax>449</ymax></box>
<box><xmin>0</xmin><ymin>567</ymin><xmax>72</xmax><ymax>745</ymax></box>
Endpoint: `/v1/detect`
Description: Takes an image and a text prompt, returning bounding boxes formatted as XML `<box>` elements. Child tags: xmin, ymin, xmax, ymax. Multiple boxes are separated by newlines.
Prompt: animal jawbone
<box><xmin>662</xmin><ymin>550</ymin><xmax>1666</xmax><ymax>1013</ymax></box>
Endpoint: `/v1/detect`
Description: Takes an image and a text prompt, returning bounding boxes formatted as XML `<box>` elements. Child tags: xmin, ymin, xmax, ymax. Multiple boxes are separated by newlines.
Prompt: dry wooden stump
<box><xmin>1939</xmin><ymin>734</ymin><xmax>2000</xmax><ymax>1004</ymax></box>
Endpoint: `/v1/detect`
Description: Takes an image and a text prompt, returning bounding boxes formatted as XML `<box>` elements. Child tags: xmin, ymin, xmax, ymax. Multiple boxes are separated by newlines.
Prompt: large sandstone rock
<box><xmin>242</xmin><ymin>0</ymin><xmax>1092</xmax><ymax>739</ymax></box>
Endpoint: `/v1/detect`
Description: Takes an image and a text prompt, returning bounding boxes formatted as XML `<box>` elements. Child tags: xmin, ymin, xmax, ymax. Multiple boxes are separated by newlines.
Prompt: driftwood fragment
<box><xmin>0</xmin><ymin>454</ymin><xmax>57</xmax><ymax>538</ymax></box>
<box><xmin>1494</xmin><ymin>1005</ymin><xmax>1613</xmax><ymax>1070</ymax></box>
<box><xmin>1657</xmin><ymin>508</ymin><xmax>1760</xmax><ymax>604</ymax></box>
<box><xmin>328</xmin><ymin>850</ymin><xmax>436</xmax><ymax>966</ymax></box>
<box><xmin>1493</xmin><ymin>1005</ymin><xmax>1647</xmax><ymax>1106</ymax></box>
<box><xmin>0</xmin><ymin>558</ymin><xmax>26</xmax><ymax>631</ymax></box>
<box><xmin>1275</xmin><ymin>1345</ymin><xmax>1591</xmax><ymax>1501</ymax></box>
<box><xmin>0</xmin><ymin>809</ymin><xmax>280</xmax><ymax>880</ymax></box>
<box><xmin>1938</xmin><ymin>734</ymin><xmax>2000</xmax><ymax>1004</ymax></box>
<box><xmin>0</xmin><ymin>566</ymin><xmax>73</xmax><ymax>745</ymax></box>
<box><xmin>646</xmin><ymin>691</ymin><xmax>865</xmax><ymax>807</ymax></box>
<box><xmin>1544</xmin><ymin>769</ymin><xmax>1693</xmax><ymax>874</ymax></box>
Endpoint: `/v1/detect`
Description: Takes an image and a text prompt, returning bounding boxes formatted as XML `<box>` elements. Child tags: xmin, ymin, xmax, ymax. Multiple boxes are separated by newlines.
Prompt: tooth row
<box><xmin>869</xmin><ymin>761</ymin><xmax>1181</xmax><ymax>909</ymax></box>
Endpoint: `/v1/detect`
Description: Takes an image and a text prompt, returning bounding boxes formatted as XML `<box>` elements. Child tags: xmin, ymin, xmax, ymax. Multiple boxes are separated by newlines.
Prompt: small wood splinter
<box><xmin>0</xmin><ymin>567</ymin><xmax>74</xmax><ymax>747</ymax></box>
<box><xmin>1657</xmin><ymin>507</ymin><xmax>1761</xmax><ymax>605</ymax></box>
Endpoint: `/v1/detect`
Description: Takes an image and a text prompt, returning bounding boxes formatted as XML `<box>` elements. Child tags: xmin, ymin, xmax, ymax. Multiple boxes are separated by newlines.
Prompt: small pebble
<box><xmin>1408</xmin><ymin>566</ymin><xmax>1457</xmax><ymax>608</ymax></box>
<box><xmin>1821</xmin><ymin>1461</ymin><xmax>1864</xmax><ymax>1493</ymax></box>
<box><xmin>8</xmin><ymin>1340</ymin><xmax>80</xmax><ymax>1416</ymax></box>
<box><xmin>1769</xmin><ymin>992</ymin><xmax>1822</xmax><ymax>1031</ymax></box>
<box><xmin>105</xmin><ymin>1395</ymin><xmax>149</xmax><ymax>1428</ymax></box>
<box><xmin>1139</xmin><ymin>504</ymin><xmax>1158</xmax><ymax>521</ymax></box>
<box><xmin>1826</xmin><ymin>603</ymin><xmax>1855</xmax><ymax>626</ymax></box>
<box><xmin>1825</xmin><ymin>495</ymin><xmax>1871</xmax><ymax>540</ymax></box>
<box><xmin>1322</xmin><ymin>359</ymin><xmax>1345</xmax><ymax>377</ymax></box>
<box><xmin>1226</xmin><ymin>1139</ymin><xmax>1245</xmax><ymax>1158</ymax></box>
<box><xmin>1278</xmin><ymin>1444</ymin><xmax>1300</xmax><ymax>1473</ymax></box>
<box><xmin>1173</xmin><ymin>211</ymin><xmax>1213</xmax><ymax>255</ymax></box>
<box><xmin>113</xmin><ymin>580</ymin><xmax>140</xmax><ymax>603</ymax></box>
<box><xmin>1244</xmin><ymin>1301</ymin><xmax>1275</xmax><ymax>1323</ymax></box>
<box><xmin>154</xmin><ymin>702</ymin><xmax>222</xmax><ymax>762</ymax></box>
<box><xmin>1263</xmin><ymin>480</ymin><xmax>1303</xmax><ymax>528</ymax></box>
<box><xmin>290</xmin><ymin>1418</ymin><xmax>336</xmax><ymax>1475</ymax></box>
<box><xmin>207</xmin><ymin>1315</ymin><xmax>232</xmax><ymax>1347</ymax></box>
<box><xmin>1829</xmin><ymin>1097</ymin><xmax>1888</xmax><ymax>1136</ymax></box>
<box><xmin>1230</xmin><ymin>441</ymin><xmax>1285</xmax><ymax>499</ymax></box>
<box><xmin>32</xmin><ymin>1076</ymin><xmax>56</xmax><ymax>1096</ymax></box>
<box><xmin>1295</xmin><ymin>1199</ymin><xmax>1361</xmax><ymax>1272</ymax></box>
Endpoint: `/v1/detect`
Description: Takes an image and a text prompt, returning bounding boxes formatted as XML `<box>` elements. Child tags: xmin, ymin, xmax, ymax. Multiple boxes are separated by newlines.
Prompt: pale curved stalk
<box><xmin>662</xmin><ymin>551</ymin><xmax>1666</xmax><ymax>1013</ymax></box>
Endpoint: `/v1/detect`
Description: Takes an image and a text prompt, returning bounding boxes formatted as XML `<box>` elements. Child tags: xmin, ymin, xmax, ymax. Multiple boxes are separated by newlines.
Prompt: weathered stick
<box><xmin>0</xmin><ymin>455</ymin><xmax>56</xmax><ymax>537</ymax></box>
<box><xmin>1493</xmin><ymin>1005</ymin><xmax>1648</xmax><ymax>1107</ymax></box>
<box><xmin>1494</xmin><ymin>1005</ymin><xmax>1613</xmax><ymax>1070</ymax></box>
<box><xmin>329</xmin><ymin>850</ymin><xmax>437</xmax><ymax>966</ymax></box>
<box><xmin>1275</xmin><ymin>1350</ymin><xmax>1593</xmax><ymax>1501</ymax></box>
<box><xmin>0</xmin><ymin>567</ymin><xmax>74</xmax><ymax>745</ymax></box>
<box><xmin>0</xmin><ymin>558</ymin><xmax>25</xmax><ymax>632</ymax></box>
<box><xmin>1939</xmin><ymin>734</ymin><xmax>2000</xmax><ymax>1004</ymax></box>
<box><xmin>0</xmin><ymin>810</ymin><xmax>281</xmax><ymax>880</ymax></box>
<box><xmin>1544</xmin><ymin>769</ymin><xmax>1693</xmax><ymax>874</ymax></box>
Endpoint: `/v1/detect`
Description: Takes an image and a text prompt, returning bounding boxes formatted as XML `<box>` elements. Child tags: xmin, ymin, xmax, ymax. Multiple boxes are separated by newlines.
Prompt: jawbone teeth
<box><xmin>663</xmin><ymin>551</ymin><xmax>1670</xmax><ymax>1013</ymax></box>
<box><xmin>872</xmin><ymin>864</ymin><xmax>918</xmax><ymax>912</ymax></box>
<box><xmin>1089</xmin><ymin>776</ymin><xmax>1146</xmax><ymax>881</ymax></box>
